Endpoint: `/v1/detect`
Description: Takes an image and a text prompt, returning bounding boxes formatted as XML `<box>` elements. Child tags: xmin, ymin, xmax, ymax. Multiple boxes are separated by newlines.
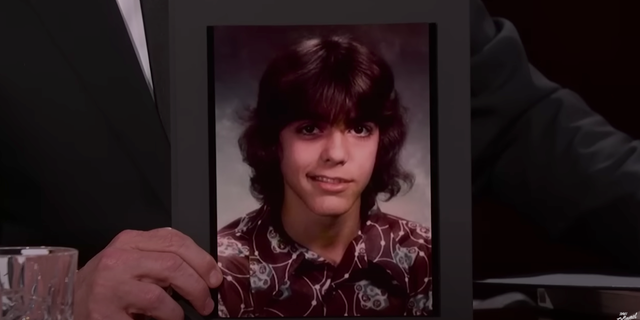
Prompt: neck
<box><xmin>280</xmin><ymin>197</ymin><xmax>361</xmax><ymax>265</ymax></box>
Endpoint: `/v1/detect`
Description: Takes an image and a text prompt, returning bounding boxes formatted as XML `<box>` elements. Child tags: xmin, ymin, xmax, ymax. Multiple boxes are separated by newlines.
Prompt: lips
<box><xmin>308</xmin><ymin>175</ymin><xmax>353</xmax><ymax>184</ymax></box>
<box><xmin>307</xmin><ymin>174</ymin><xmax>353</xmax><ymax>193</ymax></box>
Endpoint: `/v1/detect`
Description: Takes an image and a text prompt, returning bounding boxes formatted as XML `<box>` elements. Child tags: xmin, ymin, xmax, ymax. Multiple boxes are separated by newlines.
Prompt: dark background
<box><xmin>473</xmin><ymin>0</ymin><xmax>640</xmax><ymax>281</ymax></box>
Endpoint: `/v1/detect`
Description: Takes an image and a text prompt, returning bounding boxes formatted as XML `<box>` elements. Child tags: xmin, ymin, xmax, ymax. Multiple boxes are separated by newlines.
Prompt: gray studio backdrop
<box><xmin>212</xmin><ymin>23</ymin><xmax>431</xmax><ymax>228</ymax></box>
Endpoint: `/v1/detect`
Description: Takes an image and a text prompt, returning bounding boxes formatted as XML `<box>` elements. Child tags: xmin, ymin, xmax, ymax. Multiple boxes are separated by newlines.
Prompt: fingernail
<box><xmin>204</xmin><ymin>297</ymin><xmax>215</xmax><ymax>314</ymax></box>
<box><xmin>210</xmin><ymin>270</ymin><xmax>222</xmax><ymax>286</ymax></box>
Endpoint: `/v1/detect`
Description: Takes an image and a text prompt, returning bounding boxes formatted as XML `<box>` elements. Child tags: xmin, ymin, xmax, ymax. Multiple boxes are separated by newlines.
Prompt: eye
<box><xmin>350</xmin><ymin>125</ymin><xmax>373</xmax><ymax>137</ymax></box>
<box><xmin>296</xmin><ymin>124</ymin><xmax>321</xmax><ymax>136</ymax></box>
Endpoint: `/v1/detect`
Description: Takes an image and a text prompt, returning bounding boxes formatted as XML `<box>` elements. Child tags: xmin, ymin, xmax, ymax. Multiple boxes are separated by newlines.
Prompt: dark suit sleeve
<box><xmin>470</xmin><ymin>0</ymin><xmax>640</xmax><ymax>268</ymax></box>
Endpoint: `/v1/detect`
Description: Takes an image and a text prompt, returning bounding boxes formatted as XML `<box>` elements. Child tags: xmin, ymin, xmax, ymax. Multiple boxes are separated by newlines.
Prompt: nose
<box><xmin>321</xmin><ymin>130</ymin><xmax>348</xmax><ymax>165</ymax></box>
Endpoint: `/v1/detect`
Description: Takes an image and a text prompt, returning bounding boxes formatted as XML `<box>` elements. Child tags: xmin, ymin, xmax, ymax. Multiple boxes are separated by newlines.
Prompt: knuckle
<box><xmin>195</xmin><ymin>279</ymin><xmax>211</xmax><ymax>300</ymax></box>
<box><xmin>153</xmin><ymin>228</ymin><xmax>191</xmax><ymax>252</ymax></box>
<box><xmin>159</xmin><ymin>253</ymin><xmax>186</xmax><ymax>274</ymax></box>
<box><xmin>95</xmin><ymin>248</ymin><xmax>127</xmax><ymax>271</ymax></box>
<box><xmin>165</xmin><ymin>300</ymin><xmax>185</xmax><ymax>320</ymax></box>
<box><xmin>140</xmin><ymin>285</ymin><xmax>167</xmax><ymax>308</ymax></box>
<box><xmin>111</xmin><ymin>229</ymin><xmax>140</xmax><ymax>245</ymax></box>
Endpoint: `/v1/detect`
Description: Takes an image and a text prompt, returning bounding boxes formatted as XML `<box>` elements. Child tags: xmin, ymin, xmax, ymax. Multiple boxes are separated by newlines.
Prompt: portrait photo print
<box><xmin>210</xmin><ymin>23</ymin><xmax>434</xmax><ymax>318</ymax></box>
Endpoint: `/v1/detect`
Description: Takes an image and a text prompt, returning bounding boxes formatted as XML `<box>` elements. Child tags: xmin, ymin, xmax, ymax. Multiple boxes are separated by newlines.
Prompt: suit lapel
<box><xmin>141</xmin><ymin>0</ymin><xmax>171</xmax><ymax>134</ymax></box>
<box><xmin>27</xmin><ymin>0</ymin><xmax>171</xmax><ymax>211</ymax></box>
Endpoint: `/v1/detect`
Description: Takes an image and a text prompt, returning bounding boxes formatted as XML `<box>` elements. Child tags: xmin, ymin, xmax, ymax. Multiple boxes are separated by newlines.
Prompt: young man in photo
<box><xmin>217</xmin><ymin>36</ymin><xmax>433</xmax><ymax>317</ymax></box>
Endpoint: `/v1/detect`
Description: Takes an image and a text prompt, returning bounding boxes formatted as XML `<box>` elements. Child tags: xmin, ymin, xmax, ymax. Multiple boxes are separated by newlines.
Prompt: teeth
<box><xmin>313</xmin><ymin>176</ymin><xmax>342</xmax><ymax>183</ymax></box>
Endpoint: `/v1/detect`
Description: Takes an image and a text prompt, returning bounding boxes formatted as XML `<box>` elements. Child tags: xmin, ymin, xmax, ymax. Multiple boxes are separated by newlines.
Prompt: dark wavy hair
<box><xmin>238</xmin><ymin>35</ymin><xmax>414</xmax><ymax>214</ymax></box>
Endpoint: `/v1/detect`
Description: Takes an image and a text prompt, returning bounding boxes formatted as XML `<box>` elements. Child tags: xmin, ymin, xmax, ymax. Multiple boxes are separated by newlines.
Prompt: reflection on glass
<box><xmin>0</xmin><ymin>247</ymin><xmax>77</xmax><ymax>320</ymax></box>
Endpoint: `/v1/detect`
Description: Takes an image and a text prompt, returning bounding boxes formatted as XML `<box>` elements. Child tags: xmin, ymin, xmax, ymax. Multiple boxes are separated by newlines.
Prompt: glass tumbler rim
<box><xmin>0</xmin><ymin>246</ymin><xmax>78</xmax><ymax>257</ymax></box>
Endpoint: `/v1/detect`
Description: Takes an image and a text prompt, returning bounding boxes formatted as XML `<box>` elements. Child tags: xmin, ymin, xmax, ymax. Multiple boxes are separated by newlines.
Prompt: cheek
<box><xmin>280</xmin><ymin>141</ymin><xmax>318</xmax><ymax>175</ymax></box>
<box><xmin>354</xmin><ymin>137</ymin><xmax>380</xmax><ymax>175</ymax></box>
<box><xmin>362</xmin><ymin>146</ymin><xmax>379</xmax><ymax>172</ymax></box>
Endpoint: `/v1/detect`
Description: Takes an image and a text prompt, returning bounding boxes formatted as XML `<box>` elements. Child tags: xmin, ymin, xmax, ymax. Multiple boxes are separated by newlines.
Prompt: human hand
<box><xmin>74</xmin><ymin>228</ymin><xmax>222</xmax><ymax>320</ymax></box>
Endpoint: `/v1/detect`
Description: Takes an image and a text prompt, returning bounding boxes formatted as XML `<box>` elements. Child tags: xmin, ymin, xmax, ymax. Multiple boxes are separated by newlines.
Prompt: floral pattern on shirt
<box><xmin>217</xmin><ymin>205</ymin><xmax>432</xmax><ymax>317</ymax></box>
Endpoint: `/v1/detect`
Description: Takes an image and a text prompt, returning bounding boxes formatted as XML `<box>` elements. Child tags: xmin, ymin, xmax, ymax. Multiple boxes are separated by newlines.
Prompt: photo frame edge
<box><xmin>169</xmin><ymin>0</ymin><xmax>472</xmax><ymax>319</ymax></box>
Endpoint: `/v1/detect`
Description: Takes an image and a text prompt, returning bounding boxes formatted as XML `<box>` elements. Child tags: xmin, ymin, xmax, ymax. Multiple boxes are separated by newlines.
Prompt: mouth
<box><xmin>308</xmin><ymin>175</ymin><xmax>353</xmax><ymax>184</ymax></box>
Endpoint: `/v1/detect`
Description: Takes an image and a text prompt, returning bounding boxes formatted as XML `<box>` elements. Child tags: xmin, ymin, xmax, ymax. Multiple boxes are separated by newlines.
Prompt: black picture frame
<box><xmin>169</xmin><ymin>0</ymin><xmax>472</xmax><ymax>319</ymax></box>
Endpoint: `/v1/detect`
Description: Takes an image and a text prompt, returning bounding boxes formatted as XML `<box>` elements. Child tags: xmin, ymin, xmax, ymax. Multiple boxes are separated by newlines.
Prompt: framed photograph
<box><xmin>170</xmin><ymin>0</ymin><xmax>471</xmax><ymax>319</ymax></box>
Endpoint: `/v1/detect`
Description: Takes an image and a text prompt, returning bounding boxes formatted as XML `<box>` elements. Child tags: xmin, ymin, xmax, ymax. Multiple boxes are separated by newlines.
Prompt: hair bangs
<box><xmin>274</xmin><ymin>59</ymin><xmax>392</xmax><ymax>128</ymax></box>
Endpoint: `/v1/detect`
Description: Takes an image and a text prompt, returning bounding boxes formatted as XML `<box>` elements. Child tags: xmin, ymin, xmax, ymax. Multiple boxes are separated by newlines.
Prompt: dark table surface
<box><xmin>472</xmin><ymin>278</ymin><xmax>640</xmax><ymax>320</ymax></box>
<box><xmin>475</xmin><ymin>308</ymin><xmax>615</xmax><ymax>320</ymax></box>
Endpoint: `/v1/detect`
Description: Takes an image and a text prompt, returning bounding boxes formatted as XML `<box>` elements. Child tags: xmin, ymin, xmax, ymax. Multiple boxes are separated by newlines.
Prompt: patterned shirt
<box><xmin>216</xmin><ymin>206</ymin><xmax>432</xmax><ymax>317</ymax></box>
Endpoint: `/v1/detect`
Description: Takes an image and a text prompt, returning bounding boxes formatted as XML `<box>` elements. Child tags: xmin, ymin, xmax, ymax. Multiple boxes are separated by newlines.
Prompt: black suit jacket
<box><xmin>1</xmin><ymin>0</ymin><xmax>640</xmax><ymax>272</ymax></box>
<box><xmin>469</xmin><ymin>0</ymin><xmax>640</xmax><ymax>271</ymax></box>
<box><xmin>0</xmin><ymin>0</ymin><xmax>170</xmax><ymax>266</ymax></box>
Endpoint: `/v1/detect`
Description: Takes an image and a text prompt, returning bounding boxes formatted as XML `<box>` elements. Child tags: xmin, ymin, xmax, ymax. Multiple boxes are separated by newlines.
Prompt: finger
<box><xmin>112</xmin><ymin>228</ymin><xmax>222</xmax><ymax>288</ymax></box>
<box><xmin>100</xmin><ymin>248</ymin><xmax>214</xmax><ymax>316</ymax></box>
<box><xmin>137</xmin><ymin>252</ymin><xmax>214</xmax><ymax>315</ymax></box>
<box><xmin>120</xmin><ymin>281</ymin><xmax>184</xmax><ymax>320</ymax></box>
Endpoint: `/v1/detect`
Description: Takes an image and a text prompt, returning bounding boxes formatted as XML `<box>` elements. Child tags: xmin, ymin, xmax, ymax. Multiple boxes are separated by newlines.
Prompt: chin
<box><xmin>305</xmin><ymin>198</ymin><xmax>356</xmax><ymax>217</ymax></box>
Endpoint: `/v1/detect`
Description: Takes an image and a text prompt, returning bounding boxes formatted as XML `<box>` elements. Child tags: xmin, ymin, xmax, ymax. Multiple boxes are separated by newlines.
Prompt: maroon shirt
<box><xmin>216</xmin><ymin>205</ymin><xmax>432</xmax><ymax>317</ymax></box>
